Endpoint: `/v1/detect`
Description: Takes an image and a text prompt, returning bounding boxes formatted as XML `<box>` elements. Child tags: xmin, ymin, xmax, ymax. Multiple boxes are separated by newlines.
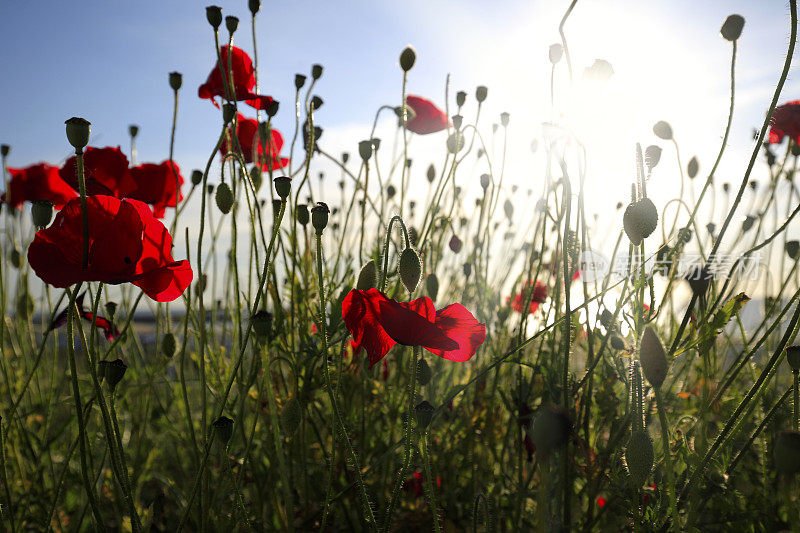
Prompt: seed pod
<box><xmin>720</xmin><ymin>14</ymin><xmax>745</xmax><ymax>41</ymax></box>
<box><xmin>191</xmin><ymin>169</ymin><xmax>203</xmax><ymax>186</ymax></box>
<box><xmin>31</xmin><ymin>200</ymin><xmax>54</xmax><ymax>228</ymax></box>
<box><xmin>206</xmin><ymin>5</ymin><xmax>223</xmax><ymax>28</ymax></box>
<box><xmin>426</xmin><ymin>273</ymin><xmax>439</xmax><ymax>301</ymax></box>
<box><xmin>653</xmin><ymin>121</ymin><xmax>673</xmax><ymax>140</ymax></box>
<box><xmin>774</xmin><ymin>430</ymin><xmax>800</xmax><ymax>474</ymax></box>
<box><xmin>356</xmin><ymin>260</ymin><xmax>377</xmax><ymax>291</ymax></box>
<box><xmin>1</xmin><ymin>144</ymin><xmax>10</xmax><ymax>157</ymax></box>
<box><xmin>640</xmin><ymin>326</ymin><xmax>668</xmax><ymax>388</ymax></box>
<box><xmin>225</xmin><ymin>15</ymin><xmax>239</xmax><ymax>34</ymax></box>
<box><xmin>311</xmin><ymin>64</ymin><xmax>323</xmax><ymax>80</ymax></box>
<box><xmin>456</xmin><ymin>91</ymin><xmax>466</xmax><ymax>107</ymax></box>
<box><xmin>786</xmin><ymin>240</ymin><xmax>799</xmax><ymax>260</ymax></box>
<box><xmin>449</xmin><ymin>235</ymin><xmax>462</xmax><ymax>253</ymax></box>
<box><xmin>399</xmin><ymin>46</ymin><xmax>416</xmax><ymax>72</ymax></box>
<box><xmin>311</xmin><ymin>202</ymin><xmax>329</xmax><ymax>234</ymax></box>
<box><xmin>161</xmin><ymin>333</ymin><xmax>176</xmax><ymax>358</ymax></box>
<box><xmin>251</xmin><ymin>310</ymin><xmax>273</xmax><ymax>340</ymax></box>
<box><xmin>99</xmin><ymin>359</ymin><xmax>127</xmax><ymax>391</ymax></box>
<box><xmin>248</xmin><ymin>0</ymin><xmax>260</xmax><ymax>15</ymax></box>
<box><xmin>625</xmin><ymin>429</ymin><xmax>654</xmax><ymax>486</ymax></box>
<box><xmin>294</xmin><ymin>74</ymin><xmax>306</xmax><ymax>90</ymax></box>
<box><xmin>475</xmin><ymin>85</ymin><xmax>488</xmax><ymax>103</ymax></box>
<box><xmin>212</xmin><ymin>416</ymin><xmax>234</xmax><ymax>445</ymax></box>
<box><xmin>399</xmin><ymin>248</ymin><xmax>422</xmax><ymax>293</ymax></box>
<box><xmin>623</xmin><ymin>198</ymin><xmax>658</xmax><ymax>245</ymax></box>
<box><xmin>168</xmin><ymin>71</ymin><xmax>183</xmax><ymax>91</ymax></box>
<box><xmin>274</xmin><ymin>176</ymin><xmax>291</xmax><ymax>199</ymax></box>
<box><xmin>296</xmin><ymin>204</ymin><xmax>309</xmax><ymax>226</ymax></box>
<box><xmin>417</xmin><ymin>357</ymin><xmax>432</xmax><ymax>386</ymax></box>
<box><xmin>358</xmin><ymin>140</ymin><xmax>373</xmax><ymax>161</ymax></box>
<box><xmin>128</xmin><ymin>125</ymin><xmax>139</xmax><ymax>138</ymax></box>
<box><xmin>215</xmin><ymin>182</ymin><xmax>233</xmax><ymax>214</ymax></box>
<box><xmin>531</xmin><ymin>405</ymin><xmax>571</xmax><ymax>454</ymax></box>
<box><xmin>222</xmin><ymin>103</ymin><xmax>236</xmax><ymax>124</ymax></box>
<box><xmin>280</xmin><ymin>398</ymin><xmax>303</xmax><ymax>437</ymax></box>
<box><xmin>447</xmin><ymin>132</ymin><xmax>465</xmax><ymax>153</ymax></box>
<box><xmin>65</xmin><ymin>117</ymin><xmax>91</xmax><ymax>151</ymax></box>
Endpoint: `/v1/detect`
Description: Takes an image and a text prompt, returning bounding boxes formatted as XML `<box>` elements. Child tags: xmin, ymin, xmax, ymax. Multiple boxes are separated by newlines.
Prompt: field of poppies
<box><xmin>1</xmin><ymin>1</ymin><xmax>800</xmax><ymax>531</ymax></box>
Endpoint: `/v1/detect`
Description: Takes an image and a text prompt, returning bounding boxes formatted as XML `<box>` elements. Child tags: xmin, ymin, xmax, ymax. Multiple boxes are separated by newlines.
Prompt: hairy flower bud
<box><xmin>356</xmin><ymin>259</ymin><xmax>377</xmax><ymax>291</ymax></box>
<box><xmin>640</xmin><ymin>326</ymin><xmax>668</xmax><ymax>388</ymax></box>
<box><xmin>251</xmin><ymin>310</ymin><xmax>273</xmax><ymax>340</ymax></box>
<box><xmin>215</xmin><ymin>182</ymin><xmax>233</xmax><ymax>214</ymax></box>
<box><xmin>161</xmin><ymin>333</ymin><xmax>176</xmax><ymax>358</ymax></box>
<box><xmin>625</xmin><ymin>429</ymin><xmax>654</xmax><ymax>486</ymax></box>
<box><xmin>414</xmin><ymin>400</ymin><xmax>434</xmax><ymax>429</ymax></box>
<box><xmin>99</xmin><ymin>359</ymin><xmax>127</xmax><ymax>391</ymax></box>
<box><xmin>426</xmin><ymin>273</ymin><xmax>439</xmax><ymax>301</ymax></box>
<box><xmin>399</xmin><ymin>46</ymin><xmax>416</xmax><ymax>72</ymax></box>
<box><xmin>399</xmin><ymin>248</ymin><xmax>422</xmax><ymax>293</ymax></box>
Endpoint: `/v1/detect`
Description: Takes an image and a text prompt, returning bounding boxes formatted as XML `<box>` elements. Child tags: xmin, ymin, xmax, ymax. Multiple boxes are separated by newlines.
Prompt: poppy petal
<box><xmin>425</xmin><ymin>303</ymin><xmax>486</xmax><ymax>362</ymax></box>
<box><xmin>378</xmin><ymin>297</ymin><xmax>458</xmax><ymax>351</ymax></box>
<box><xmin>342</xmin><ymin>289</ymin><xmax>396</xmax><ymax>368</ymax></box>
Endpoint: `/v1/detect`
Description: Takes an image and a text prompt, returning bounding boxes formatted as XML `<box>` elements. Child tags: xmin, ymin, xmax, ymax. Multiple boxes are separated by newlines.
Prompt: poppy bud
<box><xmin>161</xmin><ymin>333</ymin><xmax>176</xmax><ymax>358</ymax></box>
<box><xmin>500</xmin><ymin>112</ymin><xmax>510</xmax><ymax>127</ymax></box>
<box><xmin>653</xmin><ymin>120</ymin><xmax>673</xmax><ymax>140</ymax></box>
<box><xmin>311</xmin><ymin>202</ymin><xmax>329</xmax><ymax>234</ymax></box>
<box><xmin>215</xmin><ymin>182</ymin><xmax>233</xmax><ymax>214</ymax></box>
<box><xmin>356</xmin><ymin>259</ymin><xmax>377</xmax><ymax>291</ymax></box>
<box><xmin>720</xmin><ymin>14</ymin><xmax>745</xmax><ymax>41</ymax></box>
<box><xmin>311</xmin><ymin>95</ymin><xmax>323</xmax><ymax>110</ymax></box>
<box><xmin>786</xmin><ymin>346</ymin><xmax>800</xmax><ymax>371</ymax></box>
<box><xmin>504</xmin><ymin>199</ymin><xmax>514</xmax><ymax>220</ymax></box>
<box><xmin>212</xmin><ymin>416</ymin><xmax>234</xmax><ymax>445</ymax></box>
<box><xmin>427</xmin><ymin>164</ymin><xmax>436</xmax><ymax>183</ymax></box>
<box><xmin>462</xmin><ymin>262</ymin><xmax>472</xmax><ymax>278</ymax></box>
<box><xmin>414</xmin><ymin>400</ymin><xmax>434</xmax><ymax>429</ymax></box>
<box><xmin>786</xmin><ymin>240</ymin><xmax>799</xmax><ymax>260</ymax></box>
<box><xmin>447</xmin><ymin>132</ymin><xmax>465</xmax><ymax>153</ymax></box>
<box><xmin>449</xmin><ymin>235</ymin><xmax>462</xmax><ymax>253</ymax></box>
<box><xmin>206</xmin><ymin>5</ymin><xmax>223</xmax><ymax>28</ymax></box>
<box><xmin>10</xmin><ymin>248</ymin><xmax>21</xmax><ymax>269</ymax></box>
<box><xmin>358</xmin><ymin>140</ymin><xmax>373</xmax><ymax>161</ymax></box>
<box><xmin>599</xmin><ymin>309</ymin><xmax>615</xmax><ymax>330</ymax></box>
<box><xmin>644</xmin><ymin>145</ymin><xmax>661</xmax><ymax>170</ymax></box>
<box><xmin>169</xmin><ymin>71</ymin><xmax>183</xmax><ymax>91</ymax></box>
<box><xmin>246</xmin><ymin>167</ymin><xmax>261</xmax><ymax>192</ymax></box>
<box><xmin>475</xmin><ymin>85</ymin><xmax>488</xmax><ymax>103</ymax></box>
<box><xmin>190</xmin><ymin>169</ymin><xmax>203</xmax><ymax>186</ymax></box>
<box><xmin>251</xmin><ymin>310</ymin><xmax>273</xmax><ymax>340</ymax></box>
<box><xmin>399</xmin><ymin>248</ymin><xmax>422</xmax><ymax>293</ymax></box>
<box><xmin>678</xmin><ymin>227</ymin><xmax>692</xmax><ymax>244</ymax></box>
<box><xmin>371</xmin><ymin>138</ymin><xmax>381</xmax><ymax>151</ymax></box>
<box><xmin>531</xmin><ymin>405</ymin><xmax>570</xmax><ymax>454</ymax></box>
<box><xmin>65</xmin><ymin>117</ymin><xmax>91</xmax><ymax>152</ymax></box>
<box><xmin>273</xmin><ymin>176</ymin><xmax>291</xmax><ymax>200</ymax></box>
<box><xmin>640</xmin><ymin>326</ymin><xmax>668</xmax><ymax>388</ymax></box>
<box><xmin>625</xmin><ymin>429</ymin><xmax>654</xmax><ymax>486</ymax></box>
<box><xmin>99</xmin><ymin>359</ymin><xmax>127</xmax><ymax>391</ymax></box>
<box><xmin>225</xmin><ymin>15</ymin><xmax>239</xmax><ymax>33</ymax></box>
<box><xmin>456</xmin><ymin>91</ymin><xmax>466</xmax><ymax>107</ymax></box>
<box><xmin>417</xmin><ymin>357</ymin><xmax>432</xmax><ymax>386</ymax></box>
<box><xmin>452</xmin><ymin>115</ymin><xmax>463</xmax><ymax>130</ymax></box>
<box><xmin>399</xmin><ymin>46</ymin><xmax>416</xmax><ymax>72</ymax></box>
<box><xmin>623</xmin><ymin>197</ymin><xmax>658</xmax><ymax>245</ymax></box>
<box><xmin>248</xmin><ymin>0</ymin><xmax>260</xmax><ymax>15</ymax></box>
<box><xmin>426</xmin><ymin>273</ymin><xmax>439</xmax><ymax>301</ymax></box>
<box><xmin>387</xmin><ymin>185</ymin><xmax>396</xmax><ymax>198</ymax></box>
<box><xmin>549</xmin><ymin>43</ymin><xmax>563</xmax><ymax>63</ymax></box>
<box><xmin>479</xmin><ymin>174</ymin><xmax>490</xmax><ymax>190</ymax></box>
<box><xmin>311</xmin><ymin>63</ymin><xmax>324</xmax><ymax>80</ymax></box>
<box><xmin>196</xmin><ymin>273</ymin><xmax>208</xmax><ymax>293</ymax></box>
<box><xmin>280</xmin><ymin>398</ymin><xmax>303</xmax><ymax>436</ymax></box>
<box><xmin>610</xmin><ymin>335</ymin><xmax>626</xmax><ymax>351</ymax></box>
<box><xmin>0</xmin><ymin>145</ymin><xmax>9</xmax><ymax>157</ymax></box>
<box><xmin>773</xmin><ymin>430</ymin><xmax>800</xmax><ymax>474</ymax></box>
<box><xmin>295</xmin><ymin>74</ymin><xmax>306</xmax><ymax>90</ymax></box>
<box><xmin>408</xmin><ymin>227</ymin><xmax>418</xmax><ymax>247</ymax></box>
<box><xmin>31</xmin><ymin>200</ymin><xmax>54</xmax><ymax>229</ymax></box>
<box><xmin>128</xmin><ymin>124</ymin><xmax>139</xmax><ymax>138</ymax></box>
<box><xmin>685</xmin><ymin>266</ymin><xmax>711</xmax><ymax>297</ymax></box>
<box><xmin>296</xmin><ymin>204</ymin><xmax>309</xmax><ymax>226</ymax></box>
<box><xmin>222</xmin><ymin>103</ymin><xmax>236</xmax><ymax>124</ymax></box>
<box><xmin>742</xmin><ymin>215</ymin><xmax>755</xmax><ymax>232</ymax></box>
<box><xmin>704</xmin><ymin>223</ymin><xmax>715</xmax><ymax>236</ymax></box>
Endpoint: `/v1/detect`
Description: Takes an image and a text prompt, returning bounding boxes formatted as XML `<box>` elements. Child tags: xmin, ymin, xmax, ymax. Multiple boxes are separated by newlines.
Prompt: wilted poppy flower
<box><xmin>127</xmin><ymin>160</ymin><xmax>184</xmax><ymax>218</ymax></box>
<box><xmin>402</xmin><ymin>471</ymin><xmax>442</xmax><ymax>497</ymax></box>
<box><xmin>28</xmin><ymin>196</ymin><xmax>192</xmax><ymax>302</ymax></box>
<box><xmin>221</xmin><ymin>113</ymin><xmax>289</xmax><ymax>170</ymax></box>
<box><xmin>3</xmin><ymin>163</ymin><xmax>77</xmax><ymax>209</ymax></box>
<box><xmin>48</xmin><ymin>292</ymin><xmax>120</xmax><ymax>341</ymax></box>
<box><xmin>405</xmin><ymin>95</ymin><xmax>450</xmax><ymax>135</ymax></box>
<box><xmin>197</xmin><ymin>45</ymin><xmax>275</xmax><ymax>110</ymax></box>
<box><xmin>342</xmin><ymin>288</ymin><xmax>486</xmax><ymax>368</ymax></box>
<box><xmin>60</xmin><ymin>146</ymin><xmax>135</xmax><ymax>198</ymax></box>
<box><xmin>509</xmin><ymin>281</ymin><xmax>548</xmax><ymax>314</ymax></box>
<box><xmin>768</xmin><ymin>100</ymin><xmax>800</xmax><ymax>144</ymax></box>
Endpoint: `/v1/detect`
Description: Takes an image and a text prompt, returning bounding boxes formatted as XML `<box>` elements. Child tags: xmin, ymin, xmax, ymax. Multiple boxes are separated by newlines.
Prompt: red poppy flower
<box><xmin>402</xmin><ymin>471</ymin><xmax>442</xmax><ymax>497</ymax></box>
<box><xmin>597</xmin><ymin>496</ymin><xmax>607</xmax><ymax>509</ymax></box>
<box><xmin>3</xmin><ymin>163</ymin><xmax>77</xmax><ymax>209</ymax></box>
<box><xmin>405</xmin><ymin>95</ymin><xmax>450</xmax><ymax>135</ymax></box>
<box><xmin>342</xmin><ymin>288</ymin><xmax>486</xmax><ymax>368</ymax></box>
<box><xmin>220</xmin><ymin>113</ymin><xmax>289</xmax><ymax>170</ymax></box>
<box><xmin>769</xmin><ymin>100</ymin><xmax>800</xmax><ymax>144</ymax></box>
<box><xmin>60</xmin><ymin>146</ymin><xmax>135</xmax><ymax>198</ymax></box>
<box><xmin>197</xmin><ymin>45</ymin><xmax>275</xmax><ymax>111</ymax></box>
<box><xmin>127</xmin><ymin>160</ymin><xmax>184</xmax><ymax>218</ymax></box>
<box><xmin>508</xmin><ymin>281</ymin><xmax>548</xmax><ymax>314</ymax></box>
<box><xmin>28</xmin><ymin>195</ymin><xmax>192</xmax><ymax>302</ymax></box>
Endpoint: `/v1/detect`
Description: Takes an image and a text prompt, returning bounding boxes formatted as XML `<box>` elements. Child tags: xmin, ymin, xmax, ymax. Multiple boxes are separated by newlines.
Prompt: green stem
<box><xmin>421</xmin><ymin>431</ymin><xmax>441</xmax><ymax>533</ymax></box>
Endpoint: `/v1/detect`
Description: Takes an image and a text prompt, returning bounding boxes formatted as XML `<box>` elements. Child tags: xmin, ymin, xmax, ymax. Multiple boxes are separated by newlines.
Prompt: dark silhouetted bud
<box><xmin>161</xmin><ymin>333</ymin><xmax>176</xmax><ymax>358</ymax></box>
<box><xmin>462</xmin><ymin>262</ymin><xmax>472</xmax><ymax>278</ymax></box>
<box><xmin>99</xmin><ymin>359</ymin><xmax>127</xmax><ymax>391</ymax></box>
<box><xmin>678</xmin><ymin>227</ymin><xmax>692</xmax><ymax>244</ymax></box>
<box><xmin>623</xmin><ymin>198</ymin><xmax>658</xmax><ymax>245</ymax></box>
<box><xmin>685</xmin><ymin>266</ymin><xmax>712</xmax><ymax>297</ymax></box>
<box><xmin>65</xmin><ymin>117</ymin><xmax>91</xmax><ymax>151</ymax></box>
<box><xmin>723</xmin><ymin>182</ymin><xmax>731</xmax><ymax>193</ymax></box>
<box><xmin>426</xmin><ymin>273</ymin><xmax>439</xmax><ymax>301</ymax></box>
<box><xmin>786</xmin><ymin>240</ymin><xmax>799</xmax><ymax>260</ymax></box>
<box><xmin>706</xmin><ymin>222</ymin><xmax>716</xmax><ymax>235</ymax></box>
<box><xmin>215</xmin><ymin>182</ymin><xmax>233</xmax><ymax>214</ymax></box>
<box><xmin>311</xmin><ymin>64</ymin><xmax>323</xmax><ymax>80</ymax></box>
<box><xmin>549</xmin><ymin>43</ymin><xmax>563</xmax><ymax>63</ymax></box>
<box><xmin>626</xmin><ymin>429</ymin><xmax>654</xmax><ymax>486</ymax></box>
<box><xmin>399</xmin><ymin>248</ymin><xmax>422</xmax><ymax>293</ymax></box>
<box><xmin>610</xmin><ymin>335</ymin><xmax>626</xmax><ymax>351</ymax></box>
<box><xmin>449</xmin><ymin>235</ymin><xmax>462</xmax><ymax>253</ymax></box>
<box><xmin>426</xmin><ymin>164</ymin><xmax>436</xmax><ymax>182</ymax></box>
<box><xmin>371</xmin><ymin>138</ymin><xmax>381</xmax><ymax>151</ymax></box>
<box><xmin>687</xmin><ymin>156</ymin><xmax>699</xmax><ymax>179</ymax></box>
<box><xmin>414</xmin><ymin>400</ymin><xmax>434</xmax><ymax>429</ymax></box>
<box><xmin>531</xmin><ymin>405</ymin><xmax>571</xmax><ymax>454</ymax></box>
<box><xmin>399</xmin><ymin>46</ymin><xmax>416</xmax><ymax>72</ymax></box>
<box><xmin>191</xmin><ymin>169</ymin><xmax>203</xmax><ymax>186</ymax></box>
<box><xmin>356</xmin><ymin>260</ymin><xmax>377</xmax><ymax>291</ymax></box>
<box><xmin>169</xmin><ymin>71</ymin><xmax>183</xmax><ymax>91</ymax></box>
<box><xmin>248</xmin><ymin>0</ymin><xmax>261</xmax><ymax>15</ymax></box>
<box><xmin>653</xmin><ymin>120</ymin><xmax>673</xmax><ymax>140</ymax></box>
<box><xmin>206</xmin><ymin>5</ymin><xmax>223</xmax><ymax>28</ymax></box>
<box><xmin>128</xmin><ymin>125</ymin><xmax>139</xmax><ymax>138</ymax></box>
<box><xmin>503</xmin><ymin>199</ymin><xmax>514</xmax><ymax>219</ymax></box>
<box><xmin>475</xmin><ymin>85</ymin><xmax>488</xmax><ymax>103</ymax></box>
<box><xmin>296</xmin><ymin>204</ymin><xmax>309</xmax><ymax>226</ymax></box>
<box><xmin>274</xmin><ymin>176</ymin><xmax>291</xmax><ymax>199</ymax></box>
<box><xmin>266</xmin><ymin>99</ymin><xmax>279</xmax><ymax>117</ymax></box>
<box><xmin>417</xmin><ymin>357</ymin><xmax>432</xmax><ymax>385</ymax></box>
<box><xmin>387</xmin><ymin>185</ymin><xmax>396</xmax><ymax>198</ymax></box>
<box><xmin>280</xmin><ymin>398</ymin><xmax>303</xmax><ymax>436</ymax></box>
<box><xmin>222</xmin><ymin>103</ymin><xmax>236</xmax><ymax>124</ymax></box>
<box><xmin>786</xmin><ymin>345</ymin><xmax>800</xmax><ymax>371</ymax></box>
<box><xmin>295</xmin><ymin>74</ymin><xmax>306</xmax><ymax>90</ymax></box>
<box><xmin>456</xmin><ymin>91</ymin><xmax>466</xmax><ymax>107</ymax></box>
<box><xmin>251</xmin><ymin>310</ymin><xmax>273</xmax><ymax>340</ymax></box>
<box><xmin>311</xmin><ymin>95</ymin><xmax>323</xmax><ymax>110</ymax></box>
<box><xmin>720</xmin><ymin>14</ymin><xmax>745</xmax><ymax>41</ymax></box>
<box><xmin>480</xmin><ymin>174</ymin><xmax>490</xmax><ymax>190</ymax></box>
<box><xmin>640</xmin><ymin>326</ymin><xmax>667</xmax><ymax>388</ymax></box>
<box><xmin>311</xmin><ymin>202</ymin><xmax>329</xmax><ymax>234</ymax></box>
<box><xmin>773</xmin><ymin>430</ymin><xmax>800</xmax><ymax>474</ymax></box>
<box><xmin>358</xmin><ymin>140</ymin><xmax>373</xmax><ymax>161</ymax></box>
<box><xmin>212</xmin><ymin>416</ymin><xmax>234</xmax><ymax>445</ymax></box>
<box><xmin>452</xmin><ymin>114</ymin><xmax>463</xmax><ymax>130</ymax></box>
<box><xmin>0</xmin><ymin>145</ymin><xmax>9</xmax><ymax>157</ymax></box>
<box><xmin>248</xmin><ymin>167</ymin><xmax>262</xmax><ymax>192</ymax></box>
<box><xmin>342</xmin><ymin>152</ymin><xmax>350</xmax><ymax>163</ymax></box>
<box><xmin>225</xmin><ymin>15</ymin><xmax>239</xmax><ymax>34</ymax></box>
<box><xmin>742</xmin><ymin>215</ymin><xmax>755</xmax><ymax>232</ymax></box>
<box><xmin>31</xmin><ymin>200</ymin><xmax>54</xmax><ymax>228</ymax></box>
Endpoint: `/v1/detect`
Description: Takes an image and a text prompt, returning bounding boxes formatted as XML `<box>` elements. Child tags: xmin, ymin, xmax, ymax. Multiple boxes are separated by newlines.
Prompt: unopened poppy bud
<box><xmin>358</xmin><ymin>140</ymin><xmax>373</xmax><ymax>161</ymax></box>
<box><xmin>191</xmin><ymin>169</ymin><xmax>203</xmax><ymax>186</ymax></box>
<box><xmin>786</xmin><ymin>241</ymin><xmax>799</xmax><ymax>260</ymax></box>
<box><xmin>742</xmin><ymin>215</ymin><xmax>755</xmax><ymax>232</ymax></box>
<box><xmin>599</xmin><ymin>310</ymin><xmax>615</xmax><ymax>330</ymax></box>
<box><xmin>452</xmin><ymin>115</ymin><xmax>463</xmax><ymax>130</ymax></box>
<box><xmin>222</xmin><ymin>103</ymin><xmax>236</xmax><ymax>124</ymax></box>
<box><xmin>500</xmin><ymin>112</ymin><xmax>510</xmax><ymax>127</ymax></box>
<box><xmin>249</xmin><ymin>167</ymin><xmax>262</xmax><ymax>192</ymax></box>
<box><xmin>462</xmin><ymin>262</ymin><xmax>472</xmax><ymax>278</ymax></box>
<box><xmin>311</xmin><ymin>95</ymin><xmax>323</xmax><ymax>110</ymax></box>
<box><xmin>212</xmin><ymin>416</ymin><xmax>234</xmax><ymax>445</ymax></box>
<box><xmin>408</xmin><ymin>227</ymin><xmax>418</xmax><ymax>247</ymax></box>
<box><xmin>640</xmin><ymin>326</ymin><xmax>668</xmax><ymax>388</ymax></box>
<box><xmin>774</xmin><ymin>430</ymin><xmax>800</xmax><ymax>474</ymax></box>
<box><xmin>161</xmin><ymin>333</ymin><xmax>176</xmax><ymax>358</ymax></box>
<box><xmin>308</xmin><ymin>63</ymin><xmax>323</xmax><ymax>80</ymax></box>
<box><xmin>280</xmin><ymin>397</ymin><xmax>303</xmax><ymax>436</ymax></box>
<box><xmin>504</xmin><ymin>199</ymin><xmax>514</xmax><ymax>219</ymax></box>
<box><xmin>311</xmin><ymin>202</ymin><xmax>329</xmax><ymax>234</ymax></box>
<box><xmin>426</xmin><ymin>164</ymin><xmax>436</xmax><ymax>183</ymax></box>
<box><xmin>295</xmin><ymin>74</ymin><xmax>306</xmax><ymax>90</ymax></box>
<box><xmin>678</xmin><ymin>227</ymin><xmax>692</xmax><ymax>244</ymax></box>
<box><xmin>206</xmin><ymin>5</ymin><xmax>223</xmax><ymax>28</ymax></box>
<box><xmin>128</xmin><ymin>125</ymin><xmax>139</xmax><ymax>138</ymax></box>
<box><xmin>786</xmin><ymin>346</ymin><xmax>800</xmax><ymax>371</ymax></box>
<box><xmin>356</xmin><ymin>259</ymin><xmax>377</xmax><ymax>291</ymax></box>
<box><xmin>475</xmin><ymin>85</ymin><xmax>488</xmax><ymax>103</ymax></box>
<box><xmin>447</xmin><ymin>132</ymin><xmax>465</xmax><ymax>153</ymax></box>
<box><xmin>225</xmin><ymin>15</ymin><xmax>239</xmax><ymax>33</ymax></box>
<box><xmin>273</xmin><ymin>176</ymin><xmax>291</xmax><ymax>199</ymax></box>
<box><xmin>387</xmin><ymin>185</ymin><xmax>396</xmax><ymax>198</ymax></box>
<box><xmin>722</xmin><ymin>182</ymin><xmax>731</xmax><ymax>193</ymax></box>
<box><xmin>417</xmin><ymin>357</ymin><xmax>432</xmax><ymax>386</ymax></box>
<box><xmin>687</xmin><ymin>156</ymin><xmax>699</xmax><ymax>179</ymax></box>
<box><xmin>531</xmin><ymin>404</ymin><xmax>570</xmax><ymax>454</ymax></box>
<box><xmin>623</xmin><ymin>197</ymin><xmax>658</xmax><ymax>245</ymax></box>
<box><xmin>720</xmin><ymin>14</ymin><xmax>745</xmax><ymax>41</ymax></box>
<box><xmin>610</xmin><ymin>335</ymin><xmax>626</xmax><ymax>351</ymax></box>
<box><xmin>169</xmin><ymin>71</ymin><xmax>183</xmax><ymax>91</ymax></box>
<box><xmin>480</xmin><ymin>174</ymin><xmax>490</xmax><ymax>190</ymax></box>
<box><xmin>215</xmin><ymin>182</ymin><xmax>233</xmax><ymax>214</ymax></box>
<box><xmin>31</xmin><ymin>200</ymin><xmax>54</xmax><ymax>228</ymax></box>
<box><xmin>99</xmin><ymin>359</ymin><xmax>127</xmax><ymax>391</ymax></box>
<box><xmin>449</xmin><ymin>235</ymin><xmax>462</xmax><ymax>253</ymax></box>
<box><xmin>399</xmin><ymin>46</ymin><xmax>416</xmax><ymax>72</ymax></box>
<box><xmin>653</xmin><ymin>120</ymin><xmax>673</xmax><ymax>140</ymax></box>
<box><xmin>399</xmin><ymin>248</ymin><xmax>422</xmax><ymax>293</ymax></box>
<box><xmin>10</xmin><ymin>248</ymin><xmax>21</xmax><ymax>269</ymax></box>
<box><xmin>65</xmin><ymin>117</ymin><xmax>91</xmax><ymax>151</ymax></box>
<box><xmin>426</xmin><ymin>273</ymin><xmax>439</xmax><ymax>301</ymax></box>
<box><xmin>456</xmin><ymin>91</ymin><xmax>466</xmax><ymax>107</ymax></box>
<box><xmin>414</xmin><ymin>401</ymin><xmax>434</xmax><ymax>429</ymax></box>
<box><xmin>296</xmin><ymin>204</ymin><xmax>309</xmax><ymax>226</ymax></box>
<box><xmin>248</xmin><ymin>0</ymin><xmax>260</xmax><ymax>15</ymax></box>
<box><xmin>0</xmin><ymin>145</ymin><xmax>8</xmax><ymax>157</ymax></box>
<box><xmin>251</xmin><ymin>310</ymin><xmax>273</xmax><ymax>340</ymax></box>
<box><xmin>549</xmin><ymin>43</ymin><xmax>563</xmax><ymax>63</ymax></box>
<box><xmin>625</xmin><ymin>429</ymin><xmax>654</xmax><ymax>486</ymax></box>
